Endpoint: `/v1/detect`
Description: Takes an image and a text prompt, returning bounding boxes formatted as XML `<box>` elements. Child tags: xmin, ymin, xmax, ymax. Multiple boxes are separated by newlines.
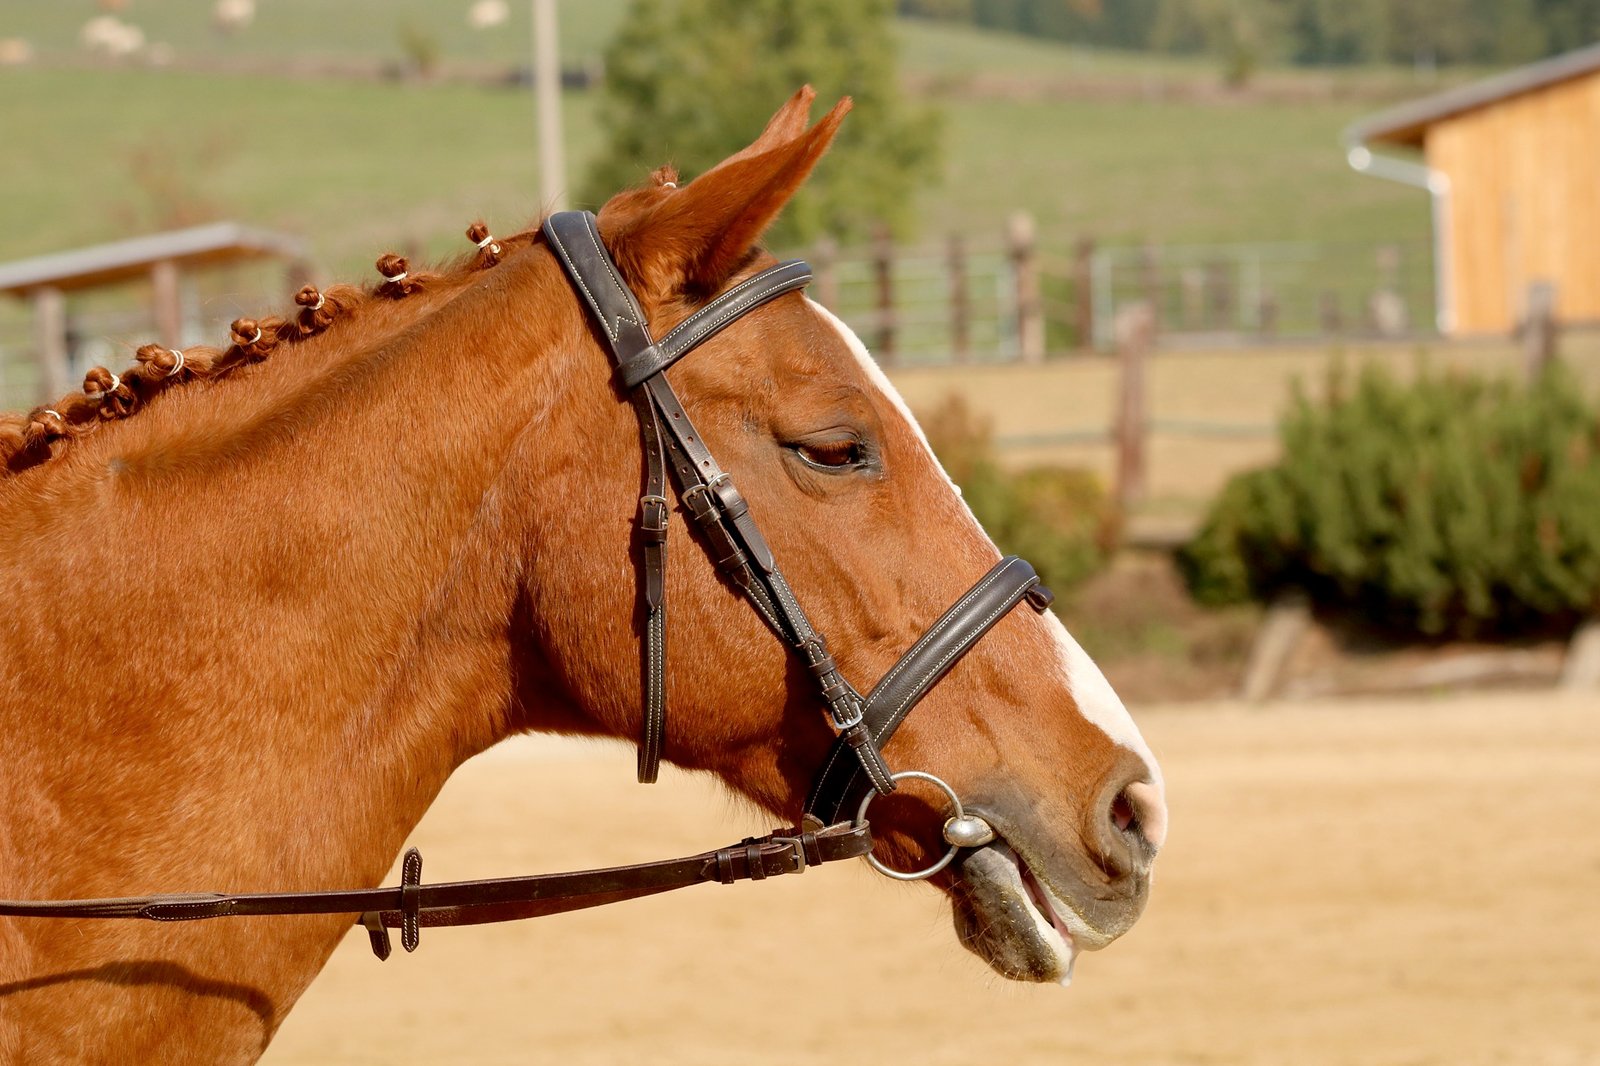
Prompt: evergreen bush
<box><xmin>1179</xmin><ymin>361</ymin><xmax>1600</xmax><ymax>636</ymax></box>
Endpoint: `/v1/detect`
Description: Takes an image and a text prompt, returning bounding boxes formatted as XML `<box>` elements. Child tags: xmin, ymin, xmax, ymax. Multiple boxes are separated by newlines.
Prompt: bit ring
<box><xmin>855</xmin><ymin>770</ymin><xmax>968</xmax><ymax>882</ymax></box>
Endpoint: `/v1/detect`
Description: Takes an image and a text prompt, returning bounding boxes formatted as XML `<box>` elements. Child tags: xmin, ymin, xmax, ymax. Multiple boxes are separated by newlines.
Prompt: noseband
<box><xmin>0</xmin><ymin>214</ymin><xmax>1053</xmax><ymax>954</ymax></box>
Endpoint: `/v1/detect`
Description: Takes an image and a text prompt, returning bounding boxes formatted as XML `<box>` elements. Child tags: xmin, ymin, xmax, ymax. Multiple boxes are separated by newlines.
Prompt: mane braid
<box><xmin>0</xmin><ymin>220</ymin><xmax>542</xmax><ymax>479</ymax></box>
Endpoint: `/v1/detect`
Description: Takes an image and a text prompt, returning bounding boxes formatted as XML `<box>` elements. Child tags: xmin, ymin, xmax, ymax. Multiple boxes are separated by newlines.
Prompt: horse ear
<box><xmin>720</xmin><ymin>85</ymin><xmax>819</xmax><ymax>166</ymax></box>
<box><xmin>602</xmin><ymin>91</ymin><xmax>851</xmax><ymax>298</ymax></box>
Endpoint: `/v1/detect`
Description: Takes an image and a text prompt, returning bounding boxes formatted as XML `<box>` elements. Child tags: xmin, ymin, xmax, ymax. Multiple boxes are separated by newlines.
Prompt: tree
<box><xmin>1283</xmin><ymin>0</ymin><xmax>1389</xmax><ymax>65</ymax></box>
<box><xmin>1152</xmin><ymin>0</ymin><xmax>1286</xmax><ymax>84</ymax></box>
<box><xmin>585</xmin><ymin>0</ymin><xmax>941</xmax><ymax>247</ymax></box>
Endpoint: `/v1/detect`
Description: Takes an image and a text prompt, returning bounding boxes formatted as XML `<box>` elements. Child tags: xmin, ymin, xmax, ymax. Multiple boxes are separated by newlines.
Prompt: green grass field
<box><xmin>0</xmin><ymin>2</ymin><xmax>1439</xmax><ymax>408</ymax></box>
<box><xmin>0</xmin><ymin>1</ymin><xmax>1439</xmax><ymax>269</ymax></box>
<box><xmin>0</xmin><ymin>70</ymin><xmax>1430</xmax><ymax>271</ymax></box>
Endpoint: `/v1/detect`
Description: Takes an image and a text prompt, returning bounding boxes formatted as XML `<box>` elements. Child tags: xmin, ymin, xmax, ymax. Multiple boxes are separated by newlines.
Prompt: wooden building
<box><xmin>1348</xmin><ymin>43</ymin><xmax>1600</xmax><ymax>336</ymax></box>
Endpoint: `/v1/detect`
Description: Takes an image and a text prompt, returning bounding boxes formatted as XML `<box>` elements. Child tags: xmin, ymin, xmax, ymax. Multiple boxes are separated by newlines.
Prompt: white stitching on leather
<box><xmin>876</xmin><ymin>591</ymin><xmax>1022</xmax><ymax>743</ymax></box>
<box><xmin>871</xmin><ymin>562</ymin><xmax>1012</xmax><ymax>713</ymax></box>
<box><xmin>659</xmin><ymin>266</ymin><xmax>805</xmax><ymax>352</ymax></box>
<box><xmin>645</xmin><ymin>606</ymin><xmax>665</xmax><ymax>771</ymax></box>
<box><xmin>546</xmin><ymin>231</ymin><xmax>617</xmax><ymax>343</ymax></box>
<box><xmin>660</xmin><ymin>269</ymin><xmax>807</xmax><ymax>359</ymax></box>
<box><xmin>580</xmin><ymin>214</ymin><xmax>644</xmax><ymax>340</ymax></box>
<box><xmin>659</xmin><ymin>271</ymin><xmax>770</xmax><ymax>346</ymax></box>
<box><xmin>807</xmin><ymin>561</ymin><xmax>1021</xmax><ymax>815</ymax></box>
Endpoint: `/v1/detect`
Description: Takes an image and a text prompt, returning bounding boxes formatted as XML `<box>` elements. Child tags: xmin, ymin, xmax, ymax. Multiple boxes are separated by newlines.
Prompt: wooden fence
<box><xmin>804</xmin><ymin>220</ymin><xmax>1439</xmax><ymax>364</ymax></box>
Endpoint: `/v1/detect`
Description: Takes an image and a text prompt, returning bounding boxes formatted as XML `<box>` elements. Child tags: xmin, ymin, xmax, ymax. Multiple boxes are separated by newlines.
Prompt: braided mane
<box><xmin>0</xmin><ymin>220</ymin><xmax>534</xmax><ymax>479</ymax></box>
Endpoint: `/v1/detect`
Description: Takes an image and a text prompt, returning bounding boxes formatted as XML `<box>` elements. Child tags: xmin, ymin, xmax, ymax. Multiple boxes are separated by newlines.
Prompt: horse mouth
<box><xmin>950</xmin><ymin>838</ymin><xmax>1119</xmax><ymax>986</ymax></box>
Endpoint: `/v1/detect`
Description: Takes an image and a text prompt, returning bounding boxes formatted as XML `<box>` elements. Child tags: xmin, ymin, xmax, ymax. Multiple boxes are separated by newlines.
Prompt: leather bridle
<box><xmin>0</xmin><ymin>213</ymin><xmax>1052</xmax><ymax>959</ymax></box>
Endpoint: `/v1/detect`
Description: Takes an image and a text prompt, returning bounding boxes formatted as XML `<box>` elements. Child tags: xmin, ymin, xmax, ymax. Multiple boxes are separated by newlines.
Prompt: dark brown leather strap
<box><xmin>540</xmin><ymin>210</ymin><xmax>674</xmax><ymax>782</ymax></box>
<box><xmin>634</xmin><ymin>396</ymin><xmax>669</xmax><ymax>782</ymax></box>
<box><xmin>618</xmin><ymin>260</ymin><xmax>812</xmax><ymax>388</ymax></box>
<box><xmin>804</xmin><ymin>557</ymin><xmax>1054</xmax><ymax>825</ymax></box>
<box><xmin>0</xmin><ymin>823</ymin><xmax>873</xmax><ymax>960</ymax></box>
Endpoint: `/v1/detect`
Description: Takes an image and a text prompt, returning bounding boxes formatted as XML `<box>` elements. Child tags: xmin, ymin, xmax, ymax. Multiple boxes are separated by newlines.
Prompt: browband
<box><xmin>619</xmin><ymin>260</ymin><xmax>813</xmax><ymax>388</ymax></box>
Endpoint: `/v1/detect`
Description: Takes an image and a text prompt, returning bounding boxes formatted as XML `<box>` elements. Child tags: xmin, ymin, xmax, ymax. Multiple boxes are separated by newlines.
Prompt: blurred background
<box><xmin>3</xmin><ymin>2</ymin><xmax>1598</xmax><ymax>1062</ymax></box>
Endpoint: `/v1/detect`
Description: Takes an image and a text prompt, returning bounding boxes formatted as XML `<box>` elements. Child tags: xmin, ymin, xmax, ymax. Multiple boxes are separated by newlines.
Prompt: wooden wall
<box><xmin>1425</xmin><ymin>70</ymin><xmax>1600</xmax><ymax>335</ymax></box>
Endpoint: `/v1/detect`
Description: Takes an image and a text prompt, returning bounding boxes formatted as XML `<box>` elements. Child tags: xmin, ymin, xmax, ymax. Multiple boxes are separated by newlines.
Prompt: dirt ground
<box><xmin>264</xmin><ymin>693</ymin><xmax>1600</xmax><ymax>1066</ymax></box>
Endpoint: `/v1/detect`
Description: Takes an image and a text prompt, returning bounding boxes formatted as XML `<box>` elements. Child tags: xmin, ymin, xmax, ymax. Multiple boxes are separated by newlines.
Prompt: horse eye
<box><xmin>794</xmin><ymin>439</ymin><xmax>864</xmax><ymax>470</ymax></box>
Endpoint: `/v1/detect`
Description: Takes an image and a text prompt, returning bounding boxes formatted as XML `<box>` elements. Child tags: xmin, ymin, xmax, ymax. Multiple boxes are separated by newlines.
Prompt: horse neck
<box><xmin>0</xmin><ymin>248</ymin><xmax>601</xmax><ymax>899</ymax></box>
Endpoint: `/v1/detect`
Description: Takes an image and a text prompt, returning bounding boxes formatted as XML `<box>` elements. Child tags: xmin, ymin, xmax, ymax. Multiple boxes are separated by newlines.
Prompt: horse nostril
<box><xmin>1110</xmin><ymin>791</ymin><xmax>1136</xmax><ymax>833</ymax></box>
<box><xmin>1090</xmin><ymin>759</ymin><xmax>1168</xmax><ymax>879</ymax></box>
<box><xmin>1117</xmin><ymin>779</ymin><xmax>1167</xmax><ymax>851</ymax></box>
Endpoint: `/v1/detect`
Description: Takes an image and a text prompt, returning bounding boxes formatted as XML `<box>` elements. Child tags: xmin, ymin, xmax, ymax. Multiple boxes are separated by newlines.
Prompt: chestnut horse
<box><xmin>0</xmin><ymin>90</ymin><xmax>1165</xmax><ymax>1063</ymax></box>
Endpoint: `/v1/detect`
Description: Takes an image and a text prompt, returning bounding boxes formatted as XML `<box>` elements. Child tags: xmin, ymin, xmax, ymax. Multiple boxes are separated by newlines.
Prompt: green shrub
<box><xmin>922</xmin><ymin>396</ymin><xmax>1111</xmax><ymax>592</ymax></box>
<box><xmin>1179</xmin><ymin>361</ymin><xmax>1600</xmax><ymax>636</ymax></box>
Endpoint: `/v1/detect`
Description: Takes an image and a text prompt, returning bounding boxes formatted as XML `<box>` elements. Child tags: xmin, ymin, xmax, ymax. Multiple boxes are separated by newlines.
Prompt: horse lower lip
<box><xmin>1016</xmin><ymin>852</ymin><xmax>1073</xmax><ymax>944</ymax></box>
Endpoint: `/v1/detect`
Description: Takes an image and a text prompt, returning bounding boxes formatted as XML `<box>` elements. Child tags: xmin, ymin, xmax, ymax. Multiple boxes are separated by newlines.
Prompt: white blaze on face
<box><xmin>805</xmin><ymin>298</ymin><xmax>1167</xmax><ymax>826</ymax></box>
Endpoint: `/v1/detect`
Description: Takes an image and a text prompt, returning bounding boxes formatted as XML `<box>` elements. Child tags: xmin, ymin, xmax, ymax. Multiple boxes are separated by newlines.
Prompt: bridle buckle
<box><xmin>767</xmin><ymin>832</ymin><xmax>810</xmax><ymax>874</ymax></box>
<box><xmin>637</xmin><ymin>494</ymin><xmax>669</xmax><ymax>535</ymax></box>
<box><xmin>827</xmin><ymin>697</ymin><xmax>865</xmax><ymax>734</ymax></box>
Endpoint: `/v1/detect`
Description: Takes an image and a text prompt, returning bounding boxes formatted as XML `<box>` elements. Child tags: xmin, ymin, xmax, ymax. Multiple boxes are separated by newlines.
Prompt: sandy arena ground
<box><xmin>265</xmin><ymin>693</ymin><xmax>1600</xmax><ymax>1065</ymax></box>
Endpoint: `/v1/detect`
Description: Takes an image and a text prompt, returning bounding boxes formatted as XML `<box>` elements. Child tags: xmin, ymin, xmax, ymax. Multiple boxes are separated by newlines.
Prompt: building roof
<box><xmin>1346</xmin><ymin>40</ymin><xmax>1600</xmax><ymax>149</ymax></box>
<box><xmin>0</xmin><ymin>222</ymin><xmax>308</xmax><ymax>298</ymax></box>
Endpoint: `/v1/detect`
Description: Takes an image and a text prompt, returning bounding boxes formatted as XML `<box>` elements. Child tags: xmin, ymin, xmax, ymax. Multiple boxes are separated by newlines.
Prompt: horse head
<box><xmin>521</xmin><ymin>88</ymin><xmax>1166</xmax><ymax>985</ymax></box>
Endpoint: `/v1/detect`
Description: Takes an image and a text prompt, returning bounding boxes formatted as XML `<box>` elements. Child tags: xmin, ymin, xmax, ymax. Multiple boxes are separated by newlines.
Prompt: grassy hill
<box><xmin>0</xmin><ymin>2</ymin><xmax>1435</xmax><ymax>325</ymax></box>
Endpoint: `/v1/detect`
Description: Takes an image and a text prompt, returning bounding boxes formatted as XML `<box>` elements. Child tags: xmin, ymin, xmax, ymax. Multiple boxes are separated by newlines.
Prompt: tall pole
<box><xmin>532</xmin><ymin>0</ymin><xmax>567</xmax><ymax>212</ymax></box>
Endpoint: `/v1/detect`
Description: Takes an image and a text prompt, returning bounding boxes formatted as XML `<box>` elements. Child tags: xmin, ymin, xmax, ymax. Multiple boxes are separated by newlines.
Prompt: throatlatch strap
<box><xmin>541</xmin><ymin>211</ymin><xmax>670</xmax><ymax>783</ymax></box>
<box><xmin>804</xmin><ymin>557</ymin><xmax>1054</xmax><ymax>824</ymax></box>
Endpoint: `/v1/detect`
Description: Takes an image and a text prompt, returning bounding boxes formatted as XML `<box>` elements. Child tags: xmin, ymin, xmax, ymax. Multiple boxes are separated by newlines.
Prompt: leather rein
<box><xmin>0</xmin><ymin>213</ymin><xmax>1051</xmax><ymax>960</ymax></box>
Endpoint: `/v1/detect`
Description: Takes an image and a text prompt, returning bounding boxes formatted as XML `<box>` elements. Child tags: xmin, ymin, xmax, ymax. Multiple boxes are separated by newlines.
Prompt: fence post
<box><xmin>1180</xmin><ymin>267</ymin><xmax>1204</xmax><ymax>330</ymax></box>
<box><xmin>1139</xmin><ymin>243</ymin><xmax>1163</xmax><ymax>338</ymax></box>
<box><xmin>1009</xmin><ymin>212</ymin><xmax>1044</xmax><ymax>363</ymax></box>
<box><xmin>813</xmin><ymin>235</ymin><xmax>838</xmax><ymax>311</ymax></box>
<box><xmin>872</xmin><ymin>223</ymin><xmax>895</xmax><ymax>364</ymax></box>
<box><xmin>1240</xmin><ymin>590</ymin><xmax>1311</xmax><ymax>703</ymax></box>
<box><xmin>1318</xmin><ymin>290</ymin><xmax>1343</xmax><ymax>336</ymax></box>
<box><xmin>1113</xmin><ymin>300</ymin><xmax>1153</xmax><ymax>512</ymax></box>
<box><xmin>1258</xmin><ymin>288</ymin><xmax>1279</xmax><ymax>340</ymax></box>
<box><xmin>1073</xmin><ymin>236</ymin><xmax>1095</xmax><ymax>352</ymax></box>
<box><xmin>1369</xmin><ymin>244</ymin><xmax>1408</xmax><ymax>335</ymax></box>
<box><xmin>150</xmin><ymin>259</ymin><xmax>182</xmax><ymax>350</ymax></box>
<box><xmin>1524</xmin><ymin>280</ymin><xmax>1558</xmax><ymax>379</ymax></box>
<box><xmin>32</xmin><ymin>286</ymin><xmax>69</xmax><ymax>402</ymax></box>
<box><xmin>1203</xmin><ymin>258</ymin><xmax>1231</xmax><ymax>330</ymax></box>
<box><xmin>286</xmin><ymin>257</ymin><xmax>319</xmax><ymax>302</ymax></box>
<box><xmin>947</xmin><ymin>232</ymin><xmax>970</xmax><ymax>363</ymax></box>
